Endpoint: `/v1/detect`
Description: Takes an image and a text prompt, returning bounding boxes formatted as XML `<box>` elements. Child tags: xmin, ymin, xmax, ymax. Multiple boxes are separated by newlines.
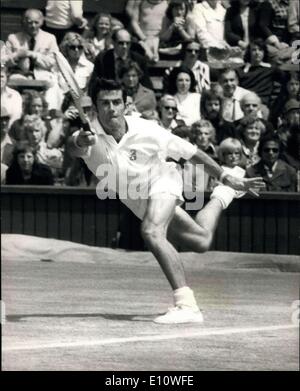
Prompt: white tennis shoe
<box><xmin>154</xmin><ymin>306</ymin><xmax>204</xmax><ymax>324</ymax></box>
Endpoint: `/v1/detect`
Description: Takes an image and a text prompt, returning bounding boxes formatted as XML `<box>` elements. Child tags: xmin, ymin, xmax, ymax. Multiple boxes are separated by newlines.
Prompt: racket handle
<box><xmin>82</xmin><ymin>121</ymin><xmax>95</xmax><ymax>135</ymax></box>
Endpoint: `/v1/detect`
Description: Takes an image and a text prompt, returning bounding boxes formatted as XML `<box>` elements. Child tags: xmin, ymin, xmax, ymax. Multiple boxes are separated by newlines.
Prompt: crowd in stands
<box><xmin>1</xmin><ymin>0</ymin><xmax>299</xmax><ymax>192</ymax></box>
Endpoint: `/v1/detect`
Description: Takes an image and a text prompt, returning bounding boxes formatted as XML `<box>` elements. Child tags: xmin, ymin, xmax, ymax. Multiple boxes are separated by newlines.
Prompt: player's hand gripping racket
<box><xmin>54</xmin><ymin>51</ymin><xmax>95</xmax><ymax>134</ymax></box>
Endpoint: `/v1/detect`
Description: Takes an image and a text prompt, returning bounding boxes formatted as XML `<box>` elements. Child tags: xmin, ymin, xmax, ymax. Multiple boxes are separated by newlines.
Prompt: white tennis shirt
<box><xmin>71</xmin><ymin>116</ymin><xmax>197</xmax><ymax>219</ymax></box>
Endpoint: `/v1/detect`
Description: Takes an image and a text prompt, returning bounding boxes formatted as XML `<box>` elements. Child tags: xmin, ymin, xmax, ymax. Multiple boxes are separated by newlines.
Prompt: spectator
<box><xmin>157</xmin><ymin>94</ymin><xmax>185</xmax><ymax>131</ymax></box>
<box><xmin>119</xmin><ymin>61</ymin><xmax>157</xmax><ymax>118</ymax></box>
<box><xmin>218</xmin><ymin>68</ymin><xmax>251</xmax><ymax>122</ymax></box>
<box><xmin>224</xmin><ymin>0</ymin><xmax>260</xmax><ymax>50</ymax></box>
<box><xmin>0</xmin><ymin>64</ymin><xmax>23</xmax><ymax>127</ymax></box>
<box><xmin>159</xmin><ymin>0</ymin><xmax>197</xmax><ymax>55</ymax></box>
<box><xmin>238</xmin><ymin>39</ymin><xmax>285</xmax><ymax>106</ymax></box>
<box><xmin>190</xmin><ymin>119</ymin><xmax>218</xmax><ymax>161</ymax></box>
<box><xmin>164</xmin><ymin>41</ymin><xmax>210</xmax><ymax>94</ymax></box>
<box><xmin>1</xmin><ymin>106</ymin><xmax>14</xmax><ymax>166</ymax></box>
<box><xmin>6</xmin><ymin>144</ymin><xmax>54</xmax><ymax>185</ymax></box>
<box><xmin>83</xmin><ymin>13</ymin><xmax>114</xmax><ymax>62</ymax></box>
<box><xmin>288</xmin><ymin>0</ymin><xmax>300</xmax><ymax>40</ymax></box>
<box><xmin>5</xmin><ymin>9</ymin><xmax>61</xmax><ymax>110</ymax></box>
<box><xmin>258</xmin><ymin>0</ymin><xmax>294</xmax><ymax>64</ymax></box>
<box><xmin>88</xmin><ymin>29</ymin><xmax>153</xmax><ymax>94</ymax></box>
<box><xmin>201</xmin><ymin>87</ymin><xmax>237</xmax><ymax>144</ymax></box>
<box><xmin>218</xmin><ymin>137</ymin><xmax>245</xmax><ymax>171</ymax></box>
<box><xmin>190</xmin><ymin>0</ymin><xmax>228</xmax><ymax>49</ymax></box>
<box><xmin>246</xmin><ymin>134</ymin><xmax>297</xmax><ymax>191</ymax></box>
<box><xmin>166</xmin><ymin>66</ymin><xmax>201</xmax><ymax>126</ymax></box>
<box><xmin>126</xmin><ymin>0</ymin><xmax>168</xmax><ymax>62</ymax></box>
<box><xmin>216</xmin><ymin>137</ymin><xmax>247</xmax><ymax>197</ymax></box>
<box><xmin>44</xmin><ymin>0</ymin><xmax>88</xmax><ymax>44</ymax></box>
<box><xmin>277</xmin><ymin>99</ymin><xmax>300</xmax><ymax>147</ymax></box>
<box><xmin>238</xmin><ymin>92</ymin><xmax>274</xmax><ymax>134</ymax></box>
<box><xmin>190</xmin><ymin>119</ymin><xmax>218</xmax><ymax>190</ymax></box>
<box><xmin>270</xmin><ymin>71</ymin><xmax>299</xmax><ymax>127</ymax></box>
<box><xmin>23</xmin><ymin>114</ymin><xmax>63</xmax><ymax>178</ymax></box>
<box><xmin>282</xmin><ymin>124</ymin><xmax>300</xmax><ymax>171</ymax></box>
<box><xmin>59</xmin><ymin>32</ymin><xmax>93</xmax><ymax>92</ymax></box>
<box><xmin>237</xmin><ymin>116</ymin><xmax>266</xmax><ymax>167</ymax></box>
<box><xmin>9</xmin><ymin>90</ymin><xmax>64</xmax><ymax>148</ymax></box>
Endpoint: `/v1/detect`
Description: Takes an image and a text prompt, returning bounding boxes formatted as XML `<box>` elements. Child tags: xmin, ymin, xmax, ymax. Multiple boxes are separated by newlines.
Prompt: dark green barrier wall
<box><xmin>1</xmin><ymin>186</ymin><xmax>299</xmax><ymax>255</ymax></box>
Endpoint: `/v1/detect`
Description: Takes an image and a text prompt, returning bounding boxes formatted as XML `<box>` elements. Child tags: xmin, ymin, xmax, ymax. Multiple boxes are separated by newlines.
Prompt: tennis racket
<box><xmin>54</xmin><ymin>51</ymin><xmax>95</xmax><ymax>134</ymax></box>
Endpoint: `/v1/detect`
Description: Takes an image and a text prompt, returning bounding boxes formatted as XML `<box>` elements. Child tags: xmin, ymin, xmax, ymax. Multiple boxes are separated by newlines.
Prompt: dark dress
<box><xmin>6</xmin><ymin>161</ymin><xmax>54</xmax><ymax>185</ymax></box>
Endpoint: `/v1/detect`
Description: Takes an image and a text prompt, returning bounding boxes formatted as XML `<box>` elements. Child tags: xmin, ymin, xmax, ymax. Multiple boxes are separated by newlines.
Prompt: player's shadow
<box><xmin>5</xmin><ymin>312</ymin><xmax>163</xmax><ymax>323</ymax></box>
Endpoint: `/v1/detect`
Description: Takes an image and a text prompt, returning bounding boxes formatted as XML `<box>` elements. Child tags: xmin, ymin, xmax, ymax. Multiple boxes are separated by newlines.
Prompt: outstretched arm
<box><xmin>188</xmin><ymin>149</ymin><xmax>265</xmax><ymax>195</ymax></box>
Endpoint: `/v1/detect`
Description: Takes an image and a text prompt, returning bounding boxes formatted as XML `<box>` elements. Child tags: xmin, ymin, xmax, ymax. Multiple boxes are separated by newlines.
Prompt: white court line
<box><xmin>3</xmin><ymin>324</ymin><xmax>298</xmax><ymax>352</ymax></box>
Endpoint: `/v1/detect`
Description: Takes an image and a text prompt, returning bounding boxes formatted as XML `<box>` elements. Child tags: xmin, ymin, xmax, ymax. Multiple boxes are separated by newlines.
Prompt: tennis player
<box><xmin>68</xmin><ymin>78</ymin><xmax>264</xmax><ymax>324</ymax></box>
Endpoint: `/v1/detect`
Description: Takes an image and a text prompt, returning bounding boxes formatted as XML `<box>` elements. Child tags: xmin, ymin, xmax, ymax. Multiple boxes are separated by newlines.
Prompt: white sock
<box><xmin>173</xmin><ymin>286</ymin><xmax>198</xmax><ymax>309</ymax></box>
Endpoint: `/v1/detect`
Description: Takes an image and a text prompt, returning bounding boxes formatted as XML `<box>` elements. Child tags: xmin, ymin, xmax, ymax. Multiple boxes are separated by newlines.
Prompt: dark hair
<box><xmin>219</xmin><ymin>67</ymin><xmax>240</xmax><ymax>82</ymax></box>
<box><xmin>180</xmin><ymin>41</ymin><xmax>201</xmax><ymax>60</ymax></box>
<box><xmin>200</xmin><ymin>88</ymin><xmax>223</xmax><ymax>117</ymax></box>
<box><xmin>166</xmin><ymin>0</ymin><xmax>188</xmax><ymax>21</ymax></box>
<box><xmin>258</xmin><ymin>133</ymin><xmax>282</xmax><ymax>157</ymax></box>
<box><xmin>166</xmin><ymin>66</ymin><xmax>197</xmax><ymax>95</ymax></box>
<box><xmin>12</xmin><ymin>144</ymin><xmax>37</xmax><ymax>161</ymax></box>
<box><xmin>244</xmin><ymin>38</ymin><xmax>267</xmax><ymax>63</ymax></box>
<box><xmin>118</xmin><ymin>61</ymin><xmax>143</xmax><ymax>80</ymax></box>
<box><xmin>90</xmin><ymin>78</ymin><xmax>126</xmax><ymax>106</ymax></box>
<box><xmin>172</xmin><ymin>124</ymin><xmax>191</xmax><ymax>140</ymax></box>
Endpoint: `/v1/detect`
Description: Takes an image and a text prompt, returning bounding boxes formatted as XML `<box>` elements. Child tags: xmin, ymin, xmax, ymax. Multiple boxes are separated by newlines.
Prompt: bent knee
<box><xmin>140</xmin><ymin>223</ymin><xmax>165</xmax><ymax>243</ymax></box>
<box><xmin>192</xmin><ymin>230</ymin><xmax>213</xmax><ymax>253</ymax></box>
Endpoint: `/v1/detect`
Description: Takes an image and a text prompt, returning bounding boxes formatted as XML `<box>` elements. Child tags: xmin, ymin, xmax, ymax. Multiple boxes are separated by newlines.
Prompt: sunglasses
<box><xmin>69</xmin><ymin>45</ymin><xmax>83</xmax><ymax>50</ymax></box>
<box><xmin>263</xmin><ymin>148</ymin><xmax>279</xmax><ymax>153</ymax></box>
<box><xmin>163</xmin><ymin>106</ymin><xmax>177</xmax><ymax>112</ymax></box>
<box><xmin>186</xmin><ymin>49</ymin><xmax>200</xmax><ymax>53</ymax></box>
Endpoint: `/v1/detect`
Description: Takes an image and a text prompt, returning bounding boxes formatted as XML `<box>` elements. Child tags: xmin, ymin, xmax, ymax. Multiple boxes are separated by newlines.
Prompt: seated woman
<box><xmin>126</xmin><ymin>0</ymin><xmax>168</xmax><ymax>62</ymax></box>
<box><xmin>246</xmin><ymin>133</ymin><xmax>297</xmax><ymax>192</ymax></box>
<box><xmin>164</xmin><ymin>41</ymin><xmax>210</xmax><ymax>94</ymax></box>
<box><xmin>238</xmin><ymin>39</ymin><xmax>285</xmax><ymax>106</ymax></box>
<box><xmin>166</xmin><ymin>65</ymin><xmax>201</xmax><ymax>126</ymax></box>
<box><xmin>9</xmin><ymin>90</ymin><xmax>64</xmax><ymax>148</ymax></box>
<box><xmin>83</xmin><ymin>13</ymin><xmax>114</xmax><ymax>62</ymax></box>
<box><xmin>119</xmin><ymin>61</ymin><xmax>157</xmax><ymax>118</ymax></box>
<box><xmin>159</xmin><ymin>0</ymin><xmax>197</xmax><ymax>57</ymax></box>
<box><xmin>6</xmin><ymin>144</ymin><xmax>54</xmax><ymax>185</ymax></box>
<box><xmin>59</xmin><ymin>32</ymin><xmax>93</xmax><ymax>92</ymax></box>
<box><xmin>157</xmin><ymin>94</ymin><xmax>185</xmax><ymax>131</ymax></box>
<box><xmin>237</xmin><ymin>115</ymin><xmax>266</xmax><ymax>167</ymax></box>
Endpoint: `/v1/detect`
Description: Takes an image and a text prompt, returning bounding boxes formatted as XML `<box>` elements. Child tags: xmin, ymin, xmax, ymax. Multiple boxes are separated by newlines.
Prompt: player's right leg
<box><xmin>141</xmin><ymin>194</ymin><xmax>203</xmax><ymax>324</ymax></box>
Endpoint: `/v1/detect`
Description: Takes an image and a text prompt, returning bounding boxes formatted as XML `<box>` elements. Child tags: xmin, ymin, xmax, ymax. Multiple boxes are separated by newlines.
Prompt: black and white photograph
<box><xmin>1</xmin><ymin>0</ymin><xmax>299</xmax><ymax>376</ymax></box>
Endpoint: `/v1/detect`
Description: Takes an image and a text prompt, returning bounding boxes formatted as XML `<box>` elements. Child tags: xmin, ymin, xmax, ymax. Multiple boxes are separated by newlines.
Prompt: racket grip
<box><xmin>82</xmin><ymin>121</ymin><xmax>95</xmax><ymax>135</ymax></box>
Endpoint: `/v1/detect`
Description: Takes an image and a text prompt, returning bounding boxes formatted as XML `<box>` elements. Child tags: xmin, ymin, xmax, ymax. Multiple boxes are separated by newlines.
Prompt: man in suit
<box><xmin>5</xmin><ymin>8</ymin><xmax>62</xmax><ymax>110</ymax></box>
<box><xmin>246</xmin><ymin>134</ymin><xmax>297</xmax><ymax>192</ymax></box>
<box><xmin>88</xmin><ymin>28</ymin><xmax>153</xmax><ymax>95</ymax></box>
<box><xmin>6</xmin><ymin>9</ymin><xmax>59</xmax><ymax>79</ymax></box>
